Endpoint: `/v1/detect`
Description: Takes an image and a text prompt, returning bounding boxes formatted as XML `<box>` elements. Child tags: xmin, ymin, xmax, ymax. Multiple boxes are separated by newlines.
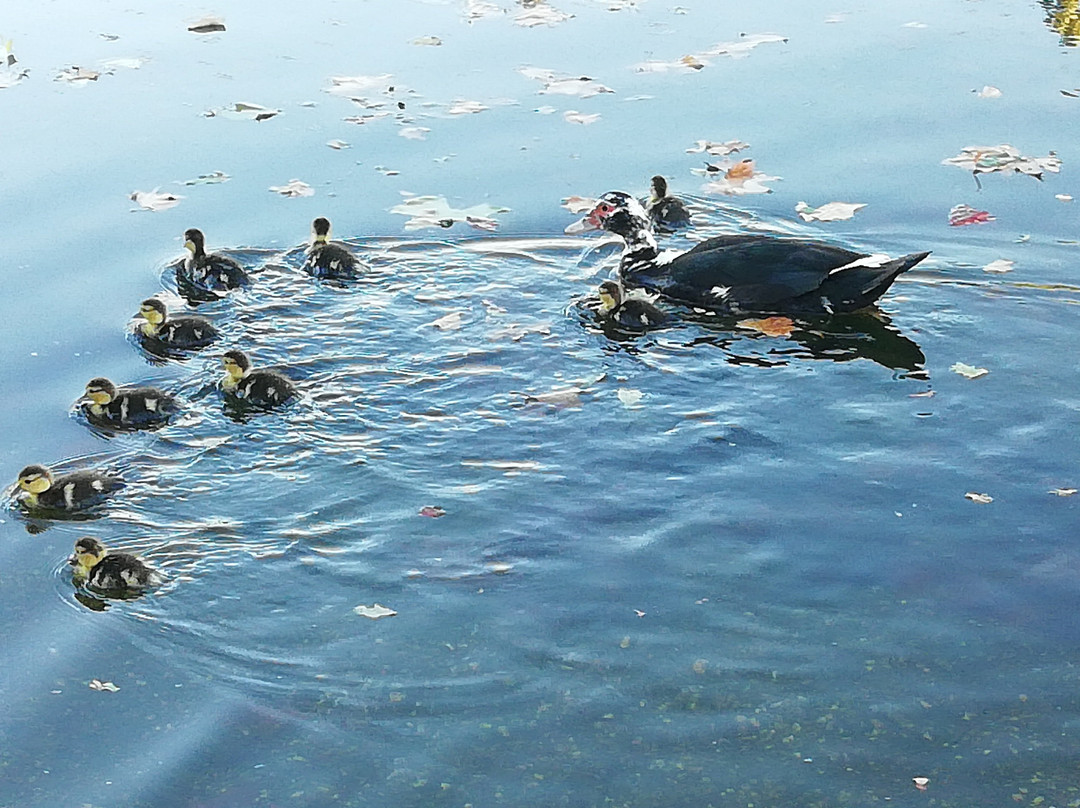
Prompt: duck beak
<box><xmin>565</xmin><ymin>214</ymin><xmax>600</xmax><ymax>235</ymax></box>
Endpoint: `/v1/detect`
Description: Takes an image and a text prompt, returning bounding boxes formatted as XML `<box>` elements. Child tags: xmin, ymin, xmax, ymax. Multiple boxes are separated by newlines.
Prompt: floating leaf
<box><xmin>563</xmin><ymin>110</ymin><xmax>600</xmax><ymax>125</ymax></box>
<box><xmin>179</xmin><ymin>170</ymin><xmax>230</xmax><ymax>186</ymax></box>
<box><xmin>55</xmin><ymin>66</ymin><xmax>101</xmax><ymax>83</ymax></box>
<box><xmin>209</xmin><ymin>101</ymin><xmax>281</xmax><ymax>121</ymax></box>
<box><xmin>795</xmin><ymin>201</ymin><xmax>867</xmax><ymax>222</ymax></box>
<box><xmin>948</xmin><ymin>204</ymin><xmax>994</xmax><ymax>226</ymax></box>
<box><xmin>390</xmin><ymin>194</ymin><xmax>510</xmax><ymax>231</ymax></box>
<box><xmin>617</xmin><ymin>389</ymin><xmax>644</xmax><ymax>408</ymax></box>
<box><xmin>354</xmin><ymin>603</ymin><xmax>397</xmax><ymax>619</ymax></box>
<box><xmin>88</xmin><ymin>679</ymin><xmax>120</xmax><ymax>692</ymax></box>
<box><xmin>965</xmin><ymin>492</ymin><xmax>993</xmax><ymax>504</ymax></box>
<box><xmin>1056</xmin><ymin>194</ymin><xmax>1073</xmax><ymax>202</ymax></box>
<box><xmin>419</xmin><ymin>505</ymin><xmax>446</xmax><ymax>517</ymax></box>
<box><xmin>686</xmin><ymin>139</ymin><xmax>750</xmax><ymax>156</ymax></box>
<box><xmin>975</xmin><ymin>85</ymin><xmax>1002</xmax><ymax>98</ymax></box>
<box><xmin>101</xmin><ymin>57</ymin><xmax>148</xmax><ymax>71</ymax></box>
<box><xmin>411</xmin><ymin>35</ymin><xmax>442</xmax><ymax>46</ymax></box>
<box><xmin>268</xmin><ymin>179</ymin><xmax>314</xmax><ymax>197</ymax></box>
<box><xmin>912</xmin><ymin>777</ymin><xmax>930</xmax><ymax>791</ymax></box>
<box><xmin>447</xmin><ymin>99</ymin><xmax>488</xmax><ymax>115</ymax></box>
<box><xmin>399</xmin><ymin>126</ymin><xmax>430</xmax><ymax>140</ymax></box>
<box><xmin>428</xmin><ymin>311</ymin><xmax>465</xmax><ymax>330</ymax></box>
<box><xmin>702</xmin><ymin>163</ymin><xmax>779</xmax><ymax>196</ymax></box>
<box><xmin>739</xmin><ymin>316</ymin><xmax>795</xmax><ymax>337</ymax></box>
<box><xmin>1049</xmin><ymin>488</ymin><xmax>1078</xmax><ymax>496</ymax></box>
<box><xmin>188</xmin><ymin>15</ymin><xmax>226</xmax><ymax>33</ymax></box>
<box><xmin>562</xmin><ymin>195</ymin><xmax>597</xmax><ymax>213</ymax></box>
<box><xmin>519</xmin><ymin>67</ymin><xmax>614</xmax><ymax>98</ymax></box>
<box><xmin>951</xmin><ymin>362</ymin><xmax>989</xmax><ymax>379</ymax></box>
<box><xmin>327</xmin><ymin>74</ymin><xmax>394</xmax><ymax>97</ymax></box>
<box><xmin>982</xmin><ymin>258</ymin><xmax>1014</xmax><ymax>273</ymax></box>
<box><xmin>942</xmin><ymin>145</ymin><xmax>1062</xmax><ymax>180</ymax></box>
<box><xmin>725</xmin><ymin>158</ymin><xmax>756</xmax><ymax>180</ymax></box>
<box><xmin>516</xmin><ymin>6</ymin><xmax>574</xmax><ymax>27</ymax></box>
<box><xmin>130</xmin><ymin>189</ymin><xmax>183</xmax><ymax>212</ymax></box>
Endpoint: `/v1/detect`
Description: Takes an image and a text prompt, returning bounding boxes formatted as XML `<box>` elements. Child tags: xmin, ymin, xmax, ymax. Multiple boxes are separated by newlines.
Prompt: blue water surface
<box><xmin>3</xmin><ymin>1</ymin><xmax>1080</xmax><ymax>806</ymax></box>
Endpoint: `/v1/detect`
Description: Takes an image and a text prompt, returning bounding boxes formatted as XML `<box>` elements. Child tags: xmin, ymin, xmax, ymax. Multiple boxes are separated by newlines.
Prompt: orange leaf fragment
<box><xmin>738</xmin><ymin>316</ymin><xmax>795</xmax><ymax>337</ymax></box>
<box><xmin>725</xmin><ymin>158</ymin><xmax>756</xmax><ymax>181</ymax></box>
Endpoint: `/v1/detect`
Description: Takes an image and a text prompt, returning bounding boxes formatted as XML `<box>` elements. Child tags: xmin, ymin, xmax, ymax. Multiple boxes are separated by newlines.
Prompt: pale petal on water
<box><xmin>179</xmin><ymin>170</ymin><xmax>230</xmax><ymax>186</ymax></box>
<box><xmin>964</xmin><ymin>492</ymin><xmax>993</xmax><ymax>504</ymax></box>
<box><xmin>982</xmin><ymin>258</ymin><xmax>1014</xmax><ymax>273</ymax></box>
<box><xmin>268</xmin><ymin>179</ymin><xmax>314</xmax><ymax>198</ymax></box>
<box><xmin>88</xmin><ymin>678</ymin><xmax>120</xmax><ymax>692</ymax></box>
<box><xmin>412</xmin><ymin>35</ymin><xmax>442</xmax><ymax>46</ymax></box>
<box><xmin>942</xmin><ymin>145</ymin><xmax>1061</xmax><ymax>179</ymax></box>
<box><xmin>795</xmin><ymin>201</ymin><xmax>867</xmax><ymax>222</ymax></box>
<box><xmin>353</xmin><ymin>603</ymin><xmax>397</xmax><ymax>619</ymax></box>
<box><xmin>951</xmin><ymin>362</ymin><xmax>989</xmax><ymax>379</ymax></box>
<box><xmin>564</xmin><ymin>110</ymin><xmax>600</xmax><ymax>125</ymax></box>
<box><xmin>516</xmin><ymin>6</ymin><xmax>574</xmax><ymax>27</ymax></box>
<box><xmin>447</xmin><ymin>99</ymin><xmax>489</xmax><ymax>115</ymax></box>
<box><xmin>130</xmin><ymin>189</ymin><xmax>183</xmax><ymax>212</ymax></box>
<box><xmin>399</xmin><ymin>126</ymin><xmax>431</xmax><ymax>140</ymax></box>
<box><xmin>686</xmin><ymin>139</ymin><xmax>751</xmax><ymax>156</ymax></box>
<box><xmin>975</xmin><ymin>85</ymin><xmax>1002</xmax><ymax>98</ymax></box>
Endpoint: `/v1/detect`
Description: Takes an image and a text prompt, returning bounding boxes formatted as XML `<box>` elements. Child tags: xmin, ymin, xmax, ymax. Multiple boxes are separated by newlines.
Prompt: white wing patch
<box><xmin>655</xmin><ymin>249</ymin><xmax>682</xmax><ymax>266</ymax></box>
<box><xmin>64</xmin><ymin>483</ymin><xmax>76</xmax><ymax>508</ymax></box>
<box><xmin>145</xmin><ymin>398</ymin><xmax>158</xmax><ymax>412</ymax></box>
<box><xmin>91</xmin><ymin>479</ymin><xmax>104</xmax><ymax>492</ymax></box>
<box><xmin>710</xmin><ymin>285</ymin><xmax>731</xmax><ymax>300</ymax></box>
<box><xmin>829</xmin><ymin>253</ymin><xmax>891</xmax><ymax>275</ymax></box>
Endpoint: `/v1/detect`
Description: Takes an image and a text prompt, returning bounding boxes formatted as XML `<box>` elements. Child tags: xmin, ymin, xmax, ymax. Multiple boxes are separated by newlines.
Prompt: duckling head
<box><xmin>597</xmin><ymin>280</ymin><xmax>623</xmax><ymax>314</ymax></box>
<box><xmin>17</xmin><ymin>464</ymin><xmax>53</xmax><ymax>504</ymax></box>
<box><xmin>70</xmin><ymin>536</ymin><xmax>106</xmax><ymax>578</ymax></box>
<box><xmin>184</xmin><ymin>228</ymin><xmax>206</xmax><ymax>257</ymax></box>
<box><xmin>137</xmin><ymin>298</ymin><xmax>167</xmax><ymax>336</ymax></box>
<box><xmin>311</xmin><ymin>217</ymin><xmax>332</xmax><ymax>245</ymax></box>
<box><xmin>84</xmin><ymin>378</ymin><xmax>117</xmax><ymax>412</ymax></box>
<box><xmin>649</xmin><ymin>175</ymin><xmax>668</xmax><ymax>204</ymax></box>
<box><xmin>221</xmin><ymin>349</ymin><xmax>251</xmax><ymax>390</ymax></box>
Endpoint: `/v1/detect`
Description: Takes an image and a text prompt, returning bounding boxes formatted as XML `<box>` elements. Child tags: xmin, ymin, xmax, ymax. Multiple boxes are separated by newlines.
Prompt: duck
<box><xmin>14</xmin><ymin>463</ymin><xmax>122</xmax><ymax>512</ymax></box>
<box><xmin>82</xmin><ymin>377</ymin><xmax>178</xmax><ymax>430</ymax></box>
<box><xmin>566</xmin><ymin>192</ymin><xmax>930</xmax><ymax>315</ymax></box>
<box><xmin>220</xmin><ymin>349</ymin><xmax>297</xmax><ymax>408</ymax></box>
<box><xmin>596</xmin><ymin>280</ymin><xmax>668</xmax><ymax>330</ymax></box>
<box><xmin>642</xmin><ymin>175</ymin><xmax>691</xmax><ymax>231</ymax></box>
<box><xmin>69</xmin><ymin>536</ymin><xmax>160</xmax><ymax>593</ymax></box>
<box><xmin>302</xmin><ymin>217</ymin><xmax>363</xmax><ymax>280</ymax></box>
<box><xmin>135</xmin><ymin>298</ymin><xmax>220</xmax><ymax>350</ymax></box>
<box><xmin>178</xmin><ymin>228</ymin><xmax>250</xmax><ymax>294</ymax></box>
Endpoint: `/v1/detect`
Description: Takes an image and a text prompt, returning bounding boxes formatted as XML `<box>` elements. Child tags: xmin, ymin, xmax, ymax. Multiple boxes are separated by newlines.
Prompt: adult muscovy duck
<box><xmin>566</xmin><ymin>192</ymin><xmax>930</xmax><ymax>315</ymax></box>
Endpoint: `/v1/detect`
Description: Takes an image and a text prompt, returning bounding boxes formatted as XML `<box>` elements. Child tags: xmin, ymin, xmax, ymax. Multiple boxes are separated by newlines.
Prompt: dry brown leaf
<box><xmin>739</xmin><ymin>316</ymin><xmax>795</xmax><ymax>337</ymax></box>
<box><xmin>725</xmin><ymin>159</ymin><xmax>756</xmax><ymax>180</ymax></box>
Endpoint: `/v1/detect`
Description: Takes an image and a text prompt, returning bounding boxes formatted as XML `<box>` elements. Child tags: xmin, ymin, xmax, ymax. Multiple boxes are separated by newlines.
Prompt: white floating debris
<box><xmin>188</xmin><ymin>15</ymin><xmax>226</xmax><ymax>33</ymax></box>
<box><xmin>130</xmin><ymin>189</ymin><xmax>183</xmax><ymax>212</ymax></box>
<box><xmin>268</xmin><ymin>179</ymin><xmax>314</xmax><ymax>198</ymax></box>
<box><xmin>795</xmin><ymin>201</ymin><xmax>867</xmax><ymax>222</ymax></box>
<box><xmin>982</xmin><ymin>258</ymin><xmax>1015</xmax><ymax>273</ymax></box>
<box><xmin>353</xmin><ymin>603</ymin><xmax>397</xmax><ymax>619</ymax></box>
<box><xmin>563</xmin><ymin>110</ymin><xmax>600</xmax><ymax>125</ymax></box>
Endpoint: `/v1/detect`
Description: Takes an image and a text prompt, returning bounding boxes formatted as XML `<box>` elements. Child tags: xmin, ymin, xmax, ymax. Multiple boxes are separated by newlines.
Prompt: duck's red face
<box><xmin>565</xmin><ymin>193</ymin><xmax>633</xmax><ymax>234</ymax></box>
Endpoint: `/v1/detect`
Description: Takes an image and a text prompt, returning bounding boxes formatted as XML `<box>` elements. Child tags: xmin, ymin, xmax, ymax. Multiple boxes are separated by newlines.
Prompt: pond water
<box><xmin>3</xmin><ymin>1</ymin><xmax>1080</xmax><ymax>806</ymax></box>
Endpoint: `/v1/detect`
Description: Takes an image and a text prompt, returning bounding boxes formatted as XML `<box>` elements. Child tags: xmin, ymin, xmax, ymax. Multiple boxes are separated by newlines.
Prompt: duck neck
<box><xmin>618</xmin><ymin>226</ymin><xmax>660</xmax><ymax>275</ymax></box>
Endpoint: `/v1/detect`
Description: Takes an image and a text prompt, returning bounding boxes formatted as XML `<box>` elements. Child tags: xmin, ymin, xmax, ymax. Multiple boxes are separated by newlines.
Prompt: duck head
<box><xmin>311</xmin><ymin>217</ymin><xmax>332</xmax><ymax>246</ymax></box>
<box><xmin>137</xmin><ymin>298</ymin><xmax>167</xmax><ymax>336</ymax></box>
<box><xmin>566</xmin><ymin>192</ymin><xmax>655</xmax><ymax>243</ymax></box>
<box><xmin>84</xmin><ymin>378</ymin><xmax>117</xmax><ymax>414</ymax></box>
<box><xmin>184</xmin><ymin>228</ymin><xmax>207</xmax><ymax>258</ymax></box>
<box><xmin>221</xmin><ymin>349</ymin><xmax>251</xmax><ymax>390</ymax></box>
<box><xmin>70</xmin><ymin>536</ymin><xmax>107</xmax><ymax>577</ymax></box>
<box><xmin>17</xmin><ymin>464</ymin><xmax>53</xmax><ymax>505</ymax></box>
<box><xmin>597</xmin><ymin>280</ymin><xmax>623</xmax><ymax>313</ymax></box>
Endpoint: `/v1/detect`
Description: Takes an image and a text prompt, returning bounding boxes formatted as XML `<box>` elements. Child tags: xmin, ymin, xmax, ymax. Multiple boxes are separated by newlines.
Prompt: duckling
<box><xmin>136</xmin><ymin>298</ymin><xmax>220</xmax><ymax>350</ymax></box>
<box><xmin>69</xmin><ymin>536</ymin><xmax>160</xmax><ymax>593</ymax></box>
<box><xmin>179</xmin><ymin>228</ymin><xmax>250</xmax><ymax>293</ymax></box>
<box><xmin>14</xmin><ymin>463</ymin><xmax>122</xmax><ymax>512</ymax></box>
<box><xmin>643</xmin><ymin>175</ymin><xmax>691</xmax><ymax>232</ymax></box>
<box><xmin>597</xmin><ymin>280</ymin><xmax>668</xmax><ymax>330</ymax></box>
<box><xmin>302</xmin><ymin>217</ymin><xmax>363</xmax><ymax>280</ymax></box>
<box><xmin>221</xmin><ymin>349</ymin><xmax>297</xmax><ymax>408</ymax></box>
<box><xmin>82</xmin><ymin>377</ymin><xmax>178</xmax><ymax>430</ymax></box>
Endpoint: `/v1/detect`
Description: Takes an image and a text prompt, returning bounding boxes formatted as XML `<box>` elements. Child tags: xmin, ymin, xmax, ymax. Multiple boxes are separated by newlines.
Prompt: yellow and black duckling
<box><xmin>302</xmin><ymin>217</ymin><xmax>363</xmax><ymax>280</ymax></box>
<box><xmin>14</xmin><ymin>463</ymin><xmax>122</xmax><ymax>513</ymax></box>
<box><xmin>82</xmin><ymin>377</ymin><xmax>179</xmax><ymax>430</ymax></box>
<box><xmin>597</xmin><ymin>280</ymin><xmax>668</xmax><ymax>331</ymax></box>
<box><xmin>179</xmin><ymin>228</ymin><xmax>250</xmax><ymax>295</ymax></box>
<box><xmin>136</xmin><ymin>298</ymin><xmax>220</xmax><ymax>351</ymax></box>
<box><xmin>643</xmin><ymin>175</ymin><xmax>691</xmax><ymax>232</ymax></box>
<box><xmin>69</xmin><ymin>536</ymin><xmax>161</xmax><ymax>593</ymax></box>
<box><xmin>221</xmin><ymin>349</ymin><xmax>297</xmax><ymax>408</ymax></box>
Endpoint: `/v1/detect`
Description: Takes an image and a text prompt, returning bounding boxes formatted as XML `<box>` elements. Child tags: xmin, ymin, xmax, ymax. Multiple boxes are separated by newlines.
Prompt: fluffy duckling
<box><xmin>69</xmin><ymin>536</ymin><xmax>160</xmax><ymax>593</ymax></box>
<box><xmin>136</xmin><ymin>298</ymin><xmax>220</xmax><ymax>350</ymax></box>
<box><xmin>643</xmin><ymin>175</ymin><xmax>691</xmax><ymax>231</ymax></box>
<box><xmin>83</xmin><ymin>377</ymin><xmax>178</xmax><ymax>430</ymax></box>
<box><xmin>302</xmin><ymin>217</ymin><xmax>363</xmax><ymax>280</ymax></box>
<box><xmin>14</xmin><ymin>463</ymin><xmax>122</xmax><ymax>512</ymax></box>
<box><xmin>597</xmin><ymin>280</ymin><xmax>668</xmax><ymax>330</ymax></box>
<box><xmin>180</xmin><ymin>228</ymin><xmax>250</xmax><ymax>293</ymax></box>
<box><xmin>221</xmin><ymin>349</ymin><xmax>297</xmax><ymax>408</ymax></box>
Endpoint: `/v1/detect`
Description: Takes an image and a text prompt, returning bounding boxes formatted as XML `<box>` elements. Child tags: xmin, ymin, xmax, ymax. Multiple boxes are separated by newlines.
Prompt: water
<box><xmin>4</xmin><ymin>1</ymin><xmax>1080</xmax><ymax>806</ymax></box>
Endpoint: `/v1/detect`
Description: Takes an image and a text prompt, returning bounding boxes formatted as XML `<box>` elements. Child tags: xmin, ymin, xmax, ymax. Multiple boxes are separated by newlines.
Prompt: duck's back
<box><xmin>626</xmin><ymin>235</ymin><xmax>867</xmax><ymax>310</ymax></box>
